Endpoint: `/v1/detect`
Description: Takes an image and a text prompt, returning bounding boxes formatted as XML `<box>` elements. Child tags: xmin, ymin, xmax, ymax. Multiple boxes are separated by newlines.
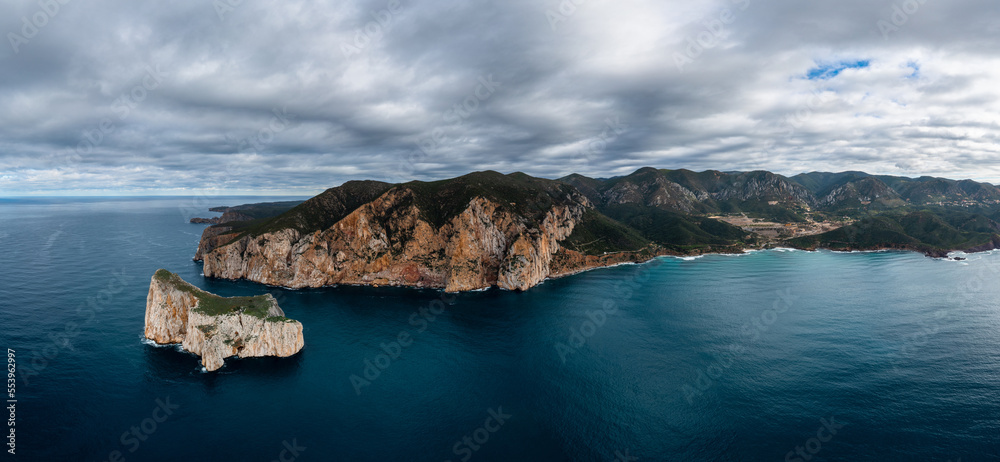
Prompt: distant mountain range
<box><xmin>563</xmin><ymin>168</ymin><xmax>1000</xmax><ymax>216</ymax></box>
<box><xmin>189</xmin><ymin>168</ymin><xmax>1000</xmax><ymax>291</ymax></box>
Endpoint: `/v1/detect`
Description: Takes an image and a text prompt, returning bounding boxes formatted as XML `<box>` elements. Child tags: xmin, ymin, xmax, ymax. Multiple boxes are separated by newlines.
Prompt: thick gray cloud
<box><xmin>1</xmin><ymin>0</ymin><xmax>998</xmax><ymax>194</ymax></box>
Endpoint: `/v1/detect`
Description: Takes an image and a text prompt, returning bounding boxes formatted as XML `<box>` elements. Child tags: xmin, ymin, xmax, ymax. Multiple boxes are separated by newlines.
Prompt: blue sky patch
<box><xmin>806</xmin><ymin>59</ymin><xmax>871</xmax><ymax>80</ymax></box>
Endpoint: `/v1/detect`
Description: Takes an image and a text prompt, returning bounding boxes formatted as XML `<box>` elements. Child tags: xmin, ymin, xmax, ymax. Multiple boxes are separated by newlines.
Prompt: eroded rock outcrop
<box><xmin>144</xmin><ymin>269</ymin><xmax>304</xmax><ymax>371</ymax></box>
<box><xmin>194</xmin><ymin>224</ymin><xmax>241</xmax><ymax>261</ymax></box>
<box><xmin>819</xmin><ymin>177</ymin><xmax>905</xmax><ymax>208</ymax></box>
<box><xmin>190</xmin><ymin>208</ymin><xmax>255</xmax><ymax>225</ymax></box>
<box><xmin>201</xmin><ymin>188</ymin><xmax>589</xmax><ymax>292</ymax></box>
<box><xmin>190</xmin><ymin>170</ymin><xmax>1000</xmax><ymax>291</ymax></box>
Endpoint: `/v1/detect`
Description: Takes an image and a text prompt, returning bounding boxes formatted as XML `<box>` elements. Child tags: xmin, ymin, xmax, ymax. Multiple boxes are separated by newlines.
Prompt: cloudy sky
<box><xmin>1</xmin><ymin>0</ymin><xmax>999</xmax><ymax>195</ymax></box>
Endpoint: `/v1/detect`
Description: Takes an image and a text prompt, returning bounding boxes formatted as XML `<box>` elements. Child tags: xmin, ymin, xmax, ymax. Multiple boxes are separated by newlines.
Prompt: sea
<box><xmin>1</xmin><ymin>196</ymin><xmax>998</xmax><ymax>461</ymax></box>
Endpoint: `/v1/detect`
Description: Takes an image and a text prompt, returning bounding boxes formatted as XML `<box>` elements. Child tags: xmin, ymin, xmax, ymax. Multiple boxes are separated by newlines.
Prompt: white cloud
<box><xmin>1</xmin><ymin>0</ymin><xmax>999</xmax><ymax>194</ymax></box>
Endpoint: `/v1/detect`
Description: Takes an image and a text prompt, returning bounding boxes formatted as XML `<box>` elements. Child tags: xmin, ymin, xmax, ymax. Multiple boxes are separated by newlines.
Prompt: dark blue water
<box><xmin>1</xmin><ymin>197</ymin><xmax>998</xmax><ymax>461</ymax></box>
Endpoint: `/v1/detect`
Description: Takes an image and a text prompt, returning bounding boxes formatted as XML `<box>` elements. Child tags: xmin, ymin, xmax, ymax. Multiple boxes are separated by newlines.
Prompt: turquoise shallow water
<box><xmin>1</xmin><ymin>197</ymin><xmax>999</xmax><ymax>461</ymax></box>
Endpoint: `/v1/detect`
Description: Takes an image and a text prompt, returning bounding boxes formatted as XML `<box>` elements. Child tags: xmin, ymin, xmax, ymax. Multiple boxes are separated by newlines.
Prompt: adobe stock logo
<box><xmin>673</xmin><ymin>0</ymin><xmax>751</xmax><ymax>71</ymax></box>
<box><xmin>75</xmin><ymin>65</ymin><xmax>167</xmax><ymax>157</ymax></box>
<box><xmin>784</xmin><ymin>417</ymin><xmax>846</xmax><ymax>462</ymax></box>
<box><xmin>554</xmin><ymin>302</ymin><xmax>618</xmax><ymax>363</ymax></box>
<box><xmin>213</xmin><ymin>0</ymin><xmax>246</xmax><ymax>21</ymax></box>
<box><xmin>269</xmin><ymin>439</ymin><xmax>306</xmax><ymax>462</ymax></box>
<box><xmin>554</xmin><ymin>262</ymin><xmax>659</xmax><ymax>363</ymax></box>
<box><xmin>340</xmin><ymin>0</ymin><xmax>403</xmax><ymax>58</ymax></box>
<box><xmin>100</xmin><ymin>397</ymin><xmax>180</xmax><ymax>462</ymax></box>
<box><xmin>349</xmin><ymin>292</ymin><xmax>456</xmax><ymax>395</ymax></box>
<box><xmin>394</xmin><ymin>73</ymin><xmax>502</xmax><ymax>182</ymax></box>
<box><xmin>545</xmin><ymin>0</ymin><xmax>590</xmax><ymax>31</ymax></box>
<box><xmin>7</xmin><ymin>0</ymin><xmax>74</xmax><ymax>54</ymax></box>
<box><xmin>877</xmin><ymin>0</ymin><xmax>930</xmax><ymax>40</ymax></box>
<box><xmin>445</xmin><ymin>407</ymin><xmax>512</xmax><ymax>462</ymax></box>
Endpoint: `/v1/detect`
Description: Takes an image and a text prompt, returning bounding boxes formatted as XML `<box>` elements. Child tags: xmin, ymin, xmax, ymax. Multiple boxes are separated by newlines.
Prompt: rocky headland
<box><xmin>198</xmin><ymin>176</ymin><xmax>639</xmax><ymax>292</ymax></box>
<box><xmin>192</xmin><ymin>169</ymin><xmax>1000</xmax><ymax>292</ymax></box>
<box><xmin>144</xmin><ymin>269</ymin><xmax>304</xmax><ymax>371</ymax></box>
<box><xmin>189</xmin><ymin>201</ymin><xmax>304</xmax><ymax>225</ymax></box>
<box><xmin>190</xmin><ymin>206</ymin><xmax>257</xmax><ymax>225</ymax></box>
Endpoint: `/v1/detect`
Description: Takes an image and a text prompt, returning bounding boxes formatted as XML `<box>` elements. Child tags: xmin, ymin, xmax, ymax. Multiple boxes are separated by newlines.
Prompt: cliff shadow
<box><xmin>142</xmin><ymin>341</ymin><xmax>305</xmax><ymax>389</ymax></box>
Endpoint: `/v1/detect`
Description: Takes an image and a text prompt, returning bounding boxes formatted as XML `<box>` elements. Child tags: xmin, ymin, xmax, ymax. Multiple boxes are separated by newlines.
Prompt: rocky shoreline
<box><xmin>197</xmin><ymin>231</ymin><xmax>1000</xmax><ymax>297</ymax></box>
<box><xmin>193</xmin><ymin>212</ymin><xmax>1000</xmax><ymax>293</ymax></box>
<box><xmin>785</xmin><ymin>235</ymin><xmax>1000</xmax><ymax>259</ymax></box>
<box><xmin>186</xmin><ymin>169</ymin><xmax>1000</xmax><ymax>293</ymax></box>
<box><xmin>192</xmin><ymin>231</ymin><xmax>1000</xmax><ymax>293</ymax></box>
<box><xmin>192</xmin><ymin>191</ymin><xmax>755</xmax><ymax>292</ymax></box>
<box><xmin>144</xmin><ymin>269</ymin><xmax>304</xmax><ymax>371</ymax></box>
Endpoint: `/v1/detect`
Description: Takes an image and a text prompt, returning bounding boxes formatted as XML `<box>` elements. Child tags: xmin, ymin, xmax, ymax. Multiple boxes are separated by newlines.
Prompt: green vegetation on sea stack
<box><xmin>153</xmin><ymin>269</ymin><xmax>280</xmax><ymax>320</ymax></box>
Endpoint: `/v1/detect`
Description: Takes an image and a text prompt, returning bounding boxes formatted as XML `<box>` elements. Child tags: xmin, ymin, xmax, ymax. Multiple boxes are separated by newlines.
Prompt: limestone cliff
<box><xmin>194</xmin><ymin>224</ymin><xmax>239</xmax><ymax>261</ymax></box>
<box><xmin>196</xmin><ymin>172</ymin><xmax>602</xmax><ymax>292</ymax></box>
<box><xmin>188</xmin><ymin>169</ymin><xmax>1000</xmax><ymax>291</ymax></box>
<box><xmin>144</xmin><ymin>269</ymin><xmax>304</xmax><ymax>371</ymax></box>
<box><xmin>201</xmin><ymin>189</ymin><xmax>588</xmax><ymax>292</ymax></box>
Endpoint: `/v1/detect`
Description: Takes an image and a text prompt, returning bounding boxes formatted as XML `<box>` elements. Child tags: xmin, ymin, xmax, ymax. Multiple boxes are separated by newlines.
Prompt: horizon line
<box><xmin>3</xmin><ymin>167</ymin><xmax>998</xmax><ymax>197</ymax></box>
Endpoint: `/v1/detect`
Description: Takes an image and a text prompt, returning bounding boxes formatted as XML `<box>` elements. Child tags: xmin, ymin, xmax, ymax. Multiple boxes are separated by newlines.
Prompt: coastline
<box><xmin>194</xmin><ymin>233</ymin><xmax>1000</xmax><ymax>293</ymax></box>
<box><xmin>198</xmin><ymin>241</ymin><xmax>996</xmax><ymax>293</ymax></box>
<box><xmin>784</xmin><ymin>236</ymin><xmax>1000</xmax><ymax>259</ymax></box>
<box><xmin>195</xmin><ymin>244</ymin><xmax>1000</xmax><ymax>293</ymax></box>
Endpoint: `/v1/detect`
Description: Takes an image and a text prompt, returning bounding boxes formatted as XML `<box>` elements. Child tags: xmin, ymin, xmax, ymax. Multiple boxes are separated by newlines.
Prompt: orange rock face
<box><xmin>198</xmin><ymin>186</ymin><xmax>650</xmax><ymax>291</ymax></box>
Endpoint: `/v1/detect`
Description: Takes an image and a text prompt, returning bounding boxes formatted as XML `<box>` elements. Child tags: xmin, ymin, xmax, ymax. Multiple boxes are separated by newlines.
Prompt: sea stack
<box><xmin>144</xmin><ymin>269</ymin><xmax>304</xmax><ymax>371</ymax></box>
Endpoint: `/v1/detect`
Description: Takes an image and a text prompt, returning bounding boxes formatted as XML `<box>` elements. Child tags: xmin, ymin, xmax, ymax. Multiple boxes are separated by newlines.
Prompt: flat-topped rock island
<box><xmin>144</xmin><ymin>269</ymin><xmax>304</xmax><ymax>371</ymax></box>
